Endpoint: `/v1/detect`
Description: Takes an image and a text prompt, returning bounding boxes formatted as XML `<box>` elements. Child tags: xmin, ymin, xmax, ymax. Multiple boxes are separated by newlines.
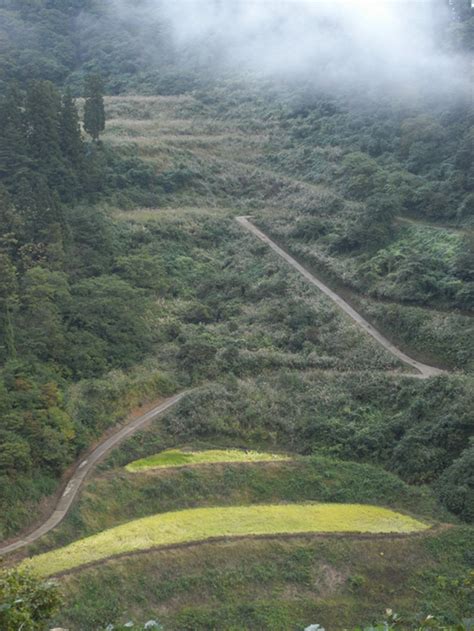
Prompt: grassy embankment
<box><xmin>24</xmin><ymin>503</ymin><xmax>429</xmax><ymax>577</ymax></box>
<box><xmin>28</xmin><ymin>452</ymin><xmax>444</xmax><ymax>555</ymax></box>
<box><xmin>48</xmin><ymin>526</ymin><xmax>473</xmax><ymax>630</ymax></box>
<box><xmin>125</xmin><ymin>449</ymin><xmax>291</xmax><ymax>472</ymax></box>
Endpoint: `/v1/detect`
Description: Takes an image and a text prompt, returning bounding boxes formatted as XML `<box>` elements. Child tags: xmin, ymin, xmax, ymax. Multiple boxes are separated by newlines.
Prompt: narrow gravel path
<box><xmin>236</xmin><ymin>216</ymin><xmax>445</xmax><ymax>378</ymax></box>
<box><xmin>0</xmin><ymin>219</ymin><xmax>446</xmax><ymax>555</ymax></box>
<box><xmin>0</xmin><ymin>392</ymin><xmax>186</xmax><ymax>555</ymax></box>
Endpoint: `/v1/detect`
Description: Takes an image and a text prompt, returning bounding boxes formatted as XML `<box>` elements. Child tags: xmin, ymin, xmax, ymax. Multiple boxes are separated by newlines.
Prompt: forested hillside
<box><xmin>0</xmin><ymin>1</ymin><xmax>473</xmax><ymax>629</ymax></box>
<box><xmin>0</xmin><ymin>30</ymin><xmax>175</xmax><ymax>532</ymax></box>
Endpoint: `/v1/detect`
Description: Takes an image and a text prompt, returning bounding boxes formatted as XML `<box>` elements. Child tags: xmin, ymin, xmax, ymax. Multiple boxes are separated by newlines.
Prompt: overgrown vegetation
<box><xmin>0</xmin><ymin>79</ymin><xmax>179</xmax><ymax>536</ymax></box>
<box><xmin>0</xmin><ymin>566</ymin><xmax>61</xmax><ymax>631</ymax></box>
<box><xmin>49</xmin><ymin>529</ymin><xmax>473</xmax><ymax>630</ymax></box>
<box><xmin>0</xmin><ymin>0</ymin><xmax>472</xmax><ymax>628</ymax></box>
<box><xmin>30</xmin><ymin>454</ymin><xmax>443</xmax><ymax>553</ymax></box>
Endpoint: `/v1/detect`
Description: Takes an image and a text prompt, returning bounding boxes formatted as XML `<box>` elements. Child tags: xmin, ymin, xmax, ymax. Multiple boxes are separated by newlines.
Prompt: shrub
<box><xmin>437</xmin><ymin>445</ymin><xmax>474</xmax><ymax>523</ymax></box>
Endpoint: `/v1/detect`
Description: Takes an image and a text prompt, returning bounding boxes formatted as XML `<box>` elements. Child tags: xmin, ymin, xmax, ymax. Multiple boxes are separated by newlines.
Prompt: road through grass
<box><xmin>236</xmin><ymin>217</ymin><xmax>445</xmax><ymax>378</ymax></box>
<box><xmin>0</xmin><ymin>393</ymin><xmax>186</xmax><ymax>555</ymax></box>
<box><xmin>24</xmin><ymin>503</ymin><xmax>429</xmax><ymax>577</ymax></box>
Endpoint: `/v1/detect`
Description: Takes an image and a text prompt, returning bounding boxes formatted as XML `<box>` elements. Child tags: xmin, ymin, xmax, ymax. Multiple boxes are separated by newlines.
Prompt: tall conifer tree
<box><xmin>0</xmin><ymin>86</ymin><xmax>29</xmax><ymax>186</ymax></box>
<box><xmin>60</xmin><ymin>89</ymin><xmax>83</xmax><ymax>170</ymax></box>
<box><xmin>0</xmin><ymin>252</ymin><xmax>18</xmax><ymax>360</ymax></box>
<box><xmin>25</xmin><ymin>81</ymin><xmax>63</xmax><ymax>189</ymax></box>
<box><xmin>59</xmin><ymin>89</ymin><xmax>84</xmax><ymax>199</ymax></box>
<box><xmin>83</xmin><ymin>75</ymin><xmax>106</xmax><ymax>142</ymax></box>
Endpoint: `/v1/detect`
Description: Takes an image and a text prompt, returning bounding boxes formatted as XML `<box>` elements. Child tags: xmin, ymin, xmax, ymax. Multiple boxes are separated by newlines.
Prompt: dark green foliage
<box><xmin>25</xmin><ymin>81</ymin><xmax>64</xmax><ymax>185</ymax></box>
<box><xmin>0</xmin><ymin>80</ymin><xmax>83</xmax><ymax>214</ymax></box>
<box><xmin>267</xmin><ymin>89</ymin><xmax>472</xmax><ymax>228</ymax></box>
<box><xmin>69</xmin><ymin>275</ymin><xmax>154</xmax><ymax>371</ymax></box>
<box><xmin>0</xmin><ymin>567</ymin><xmax>62</xmax><ymax>631</ymax></box>
<box><xmin>113</xmin><ymin>252</ymin><xmax>168</xmax><ymax>293</ymax></box>
<box><xmin>202</xmin><ymin>77</ymin><xmax>473</xmax><ymax>315</ymax></box>
<box><xmin>342</xmin><ymin>152</ymin><xmax>383</xmax><ymax>200</ymax></box>
<box><xmin>0</xmin><ymin>361</ymin><xmax>74</xmax><ymax>478</ymax></box>
<box><xmin>437</xmin><ymin>444</ymin><xmax>474</xmax><ymax>523</ymax></box>
<box><xmin>0</xmin><ymin>0</ymin><xmax>170</xmax><ymax>93</ymax></box>
<box><xmin>0</xmin><ymin>86</ymin><xmax>30</xmax><ymax>184</ymax></box>
<box><xmin>349</xmin><ymin>194</ymin><xmax>397</xmax><ymax>251</ymax></box>
<box><xmin>157</xmin><ymin>373</ymin><xmax>473</xmax><ymax>513</ymax></box>
<box><xmin>0</xmin><ymin>357</ymin><xmax>177</xmax><ymax>538</ymax></box>
<box><xmin>60</xmin><ymin>90</ymin><xmax>83</xmax><ymax>168</ymax></box>
<box><xmin>83</xmin><ymin>74</ymin><xmax>106</xmax><ymax>141</ymax></box>
<box><xmin>0</xmin><ymin>34</ymin><xmax>177</xmax><ymax>536</ymax></box>
<box><xmin>59</xmin><ymin>89</ymin><xmax>84</xmax><ymax>199</ymax></box>
<box><xmin>0</xmin><ymin>252</ymin><xmax>17</xmax><ymax>359</ymax></box>
<box><xmin>352</xmin><ymin>298</ymin><xmax>474</xmax><ymax>372</ymax></box>
<box><xmin>65</xmin><ymin>204</ymin><xmax>119</xmax><ymax>278</ymax></box>
<box><xmin>454</xmin><ymin>231</ymin><xmax>474</xmax><ymax>287</ymax></box>
<box><xmin>18</xmin><ymin>267</ymin><xmax>71</xmax><ymax>362</ymax></box>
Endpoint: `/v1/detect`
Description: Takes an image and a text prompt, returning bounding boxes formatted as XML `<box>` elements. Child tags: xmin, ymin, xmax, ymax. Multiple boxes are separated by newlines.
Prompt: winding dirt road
<box><xmin>0</xmin><ymin>392</ymin><xmax>186</xmax><ymax>556</ymax></box>
<box><xmin>0</xmin><ymin>220</ymin><xmax>445</xmax><ymax>556</ymax></box>
<box><xmin>236</xmin><ymin>216</ymin><xmax>445</xmax><ymax>378</ymax></box>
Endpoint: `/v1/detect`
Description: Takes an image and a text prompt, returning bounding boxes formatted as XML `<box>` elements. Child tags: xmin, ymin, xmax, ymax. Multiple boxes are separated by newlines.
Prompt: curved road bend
<box><xmin>0</xmin><ymin>392</ymin><xmax>186</xmax><ymax>556</ymax></box>
<box><xmin>236</xmin><ymin>216</ymin><xmax>445</xmax><ymax>379</ymax></box>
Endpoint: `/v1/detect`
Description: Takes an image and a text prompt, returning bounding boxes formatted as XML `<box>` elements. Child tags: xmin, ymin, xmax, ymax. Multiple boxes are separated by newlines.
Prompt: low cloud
<box><xmin>111</xmin><ymin>0</ymin><xmax>470</xmax><ymax>96</ymax></box>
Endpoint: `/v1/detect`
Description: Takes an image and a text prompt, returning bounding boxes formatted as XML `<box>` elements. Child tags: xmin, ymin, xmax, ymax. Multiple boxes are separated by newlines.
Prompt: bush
<box><xmin>0</xmin><ymin>567</ymin><xmax>61</xmax><ymax>631</ymax></box>
<box><xmin>437</xmin><ymin>445</ymin><xmax>474</xmax><ymax>523</ymax></box>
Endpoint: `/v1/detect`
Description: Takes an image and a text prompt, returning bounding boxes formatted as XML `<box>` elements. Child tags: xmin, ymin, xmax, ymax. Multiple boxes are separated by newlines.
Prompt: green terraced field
<box><xmin>25</xmin><ymin>503</ymin><xmax>429</xmax><ymax>577</ymax></box>
<box><xmin>125</xmin><ymin>449</ymin><xmax>292</xmax><ymax>472</ymax></box>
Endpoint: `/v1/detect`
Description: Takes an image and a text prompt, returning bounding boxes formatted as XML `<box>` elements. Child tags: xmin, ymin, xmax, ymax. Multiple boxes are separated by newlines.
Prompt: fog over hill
<box><xmin>109</xmin><ymin>0</ymin><xmax>470</xmax><ymax>96</ymax></box>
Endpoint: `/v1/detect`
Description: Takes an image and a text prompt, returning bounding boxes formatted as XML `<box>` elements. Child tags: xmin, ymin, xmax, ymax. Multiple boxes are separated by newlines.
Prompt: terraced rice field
<box><xmin>125</xmin><ymin>449</ymin><xmax>292</xmax><ymax>472</ymax></box>
<box><xmin>24</xmin><ymin>503</ymin><xmax>429</xmax><ymax>577</ymax></box>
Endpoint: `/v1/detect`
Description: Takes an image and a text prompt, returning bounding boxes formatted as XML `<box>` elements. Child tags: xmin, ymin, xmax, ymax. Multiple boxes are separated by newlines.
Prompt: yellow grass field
<box><xmin>125</xmin><ymin>448</ymin><xmax>292</xmax><ymax>472</ymax></box>
<box><xmin>24</xmin><ymin>503</ymin><xmax>429</xmax><ymax>577</ymax></box>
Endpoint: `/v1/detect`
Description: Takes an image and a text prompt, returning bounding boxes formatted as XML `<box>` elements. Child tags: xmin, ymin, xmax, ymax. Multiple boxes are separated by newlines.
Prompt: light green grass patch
<box><xmin>125</xmin><ymin>449</ymin><xmax>292</xmax><ymax>472</ymax></box>
<box><xmin>24</xmin><ymin>503</ymin><xmax>429</xmax><ymax>577</ymax></box>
